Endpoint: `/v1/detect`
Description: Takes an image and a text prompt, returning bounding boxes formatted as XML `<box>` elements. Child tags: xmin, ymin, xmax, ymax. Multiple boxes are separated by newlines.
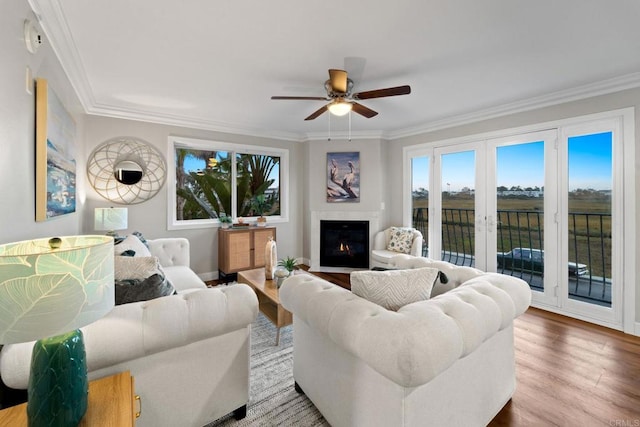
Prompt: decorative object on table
<box><xmin>0</xmin><ymin>235</ymin><xmax>114</xmax><ymax>426</ymax></box>
<box><xmin>264</xmin><ymin>236</ymin><xmax>277</xmax><ymax>280</ymax></box>
<box><xmin>86</xmin><ymin>136</ymin><xmax>166</xmax><ymax>205</ymax></box>
<box><xmin>274</xmin><ymin>267</ymin><xmax>290</xmax><ymax>289</ymax></box>
<box><xmin>94</xmin><ymin>207</ymin><xmax>128</xmax><ymax>236</ymax></box>
<box><xmin>278</xmin><ymin>256</ymin><xmax>299</xmax><ymax>275</ymax></box>
<box><xmin>219</xmin><ymin>215</ymin><xmax>232</xmax><ymax>229</ymax></box>
<box><xmin>327</xmin><ymin>151</ymin><xmax>360</xmax><ymax>202</ymax></box>
<box><xmin>251</xmin><ymin>194</ymin><xmax>272</xmax><ymax>226</ymax></box>
<box><xmin>35</xmin><ymin>78</ymin><xmax>77</xmax><ymax>221</ymax></box>
<box><xmin>233</xmin><ymin>217</ymin><xmax>249</xmax><ymax>227</ymax></box>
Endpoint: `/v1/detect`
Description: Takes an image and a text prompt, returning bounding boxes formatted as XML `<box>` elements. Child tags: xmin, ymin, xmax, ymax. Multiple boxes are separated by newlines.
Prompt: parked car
<box><xmin>496</xmin><ymin>247</ymin><xmax>589</xmax><ymax>277</ymax></box>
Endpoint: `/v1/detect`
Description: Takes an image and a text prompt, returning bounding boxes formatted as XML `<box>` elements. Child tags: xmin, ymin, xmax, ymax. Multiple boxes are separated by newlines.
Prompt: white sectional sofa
<box><xmin>0</xmin><ymin>238</ymin><xmax>259</xmax><ymax>427</ymax></box>
<box><xmin>280</xmin><ymin>260</ymin><xmax>531</xmax><ymax>427</ymax></box>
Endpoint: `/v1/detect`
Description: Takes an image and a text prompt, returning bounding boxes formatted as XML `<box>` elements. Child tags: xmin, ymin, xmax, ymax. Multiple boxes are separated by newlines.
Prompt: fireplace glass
<box><xmin>320</xmin><ymin>220</ymin><xmax>369</xmax><ymax>269</ymax></box>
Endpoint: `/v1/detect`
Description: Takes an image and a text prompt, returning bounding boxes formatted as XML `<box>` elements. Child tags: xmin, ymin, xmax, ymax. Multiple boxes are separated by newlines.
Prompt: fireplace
<box><xmin>320</xmin><ymin>220</ymin><xmax>369</xmax><ymax>269</ymax></box>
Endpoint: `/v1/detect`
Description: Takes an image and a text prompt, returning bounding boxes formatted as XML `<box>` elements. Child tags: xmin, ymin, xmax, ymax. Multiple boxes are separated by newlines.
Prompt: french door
<box><xmin>433</xmin><ymin>143</ymin><xmax>480</xmax><ymax>269</ymax></box>
<box><xmin>407</xmin><ymin>114</ymin><xmax>628</xmax><ymax>329</ymax></box>
<box><xmin>486</xmin><ymin>130</ymin><xmax>559</xmax><ymax>307</ymax></box>
<box><xmin>558</xmin><ymin>119</ymin><xmax>622</xmax><ymax>327</ymax></box>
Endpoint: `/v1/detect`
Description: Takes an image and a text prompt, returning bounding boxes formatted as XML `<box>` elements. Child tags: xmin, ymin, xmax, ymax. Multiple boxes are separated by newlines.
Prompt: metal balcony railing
<box><xmin>412</xmin><ymin>207</ymin><xmax>612</xmax><ymax>306</ymax></box>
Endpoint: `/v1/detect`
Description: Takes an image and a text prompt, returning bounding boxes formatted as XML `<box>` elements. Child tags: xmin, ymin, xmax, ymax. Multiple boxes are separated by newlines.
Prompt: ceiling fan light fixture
<box><xmin>328</xmin><ymin>100</ymin><xmax>352</xmax><ymax>116</ymax></box>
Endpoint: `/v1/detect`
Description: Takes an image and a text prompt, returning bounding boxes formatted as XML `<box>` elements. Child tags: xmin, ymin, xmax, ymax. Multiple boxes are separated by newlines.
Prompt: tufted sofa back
<box><xmin>148</xmin><ymin>237</ymin><xmax>190</xmax><ymax>268</ymax></box>
<box><xmin>388</xmin><ymin>254</ymin><xmax>485</xmax><ymax>297</ymax></box>
<box><xmin>0</xmin><ymin>285</ymin><xmax>258</xmax><ymax>389</ymax></box>
<box><xmin>280</xmin><ymin>271</ymin><xmax>530</xmax><ymax>388</ymax></box>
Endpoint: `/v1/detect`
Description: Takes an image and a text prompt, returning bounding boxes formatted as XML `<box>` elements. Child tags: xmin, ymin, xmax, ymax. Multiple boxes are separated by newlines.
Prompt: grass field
<box><xmin>412</xmin><ymin>194</ymin><xmax>611</xmax><ymax>277</ymax></box>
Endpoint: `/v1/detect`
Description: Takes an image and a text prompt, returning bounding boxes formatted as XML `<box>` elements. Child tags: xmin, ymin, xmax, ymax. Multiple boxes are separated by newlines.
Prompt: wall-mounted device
<box><xmin>24</xmin><ymin>19</ymin><xmax>43</xmax><ymax>54</ymax></box>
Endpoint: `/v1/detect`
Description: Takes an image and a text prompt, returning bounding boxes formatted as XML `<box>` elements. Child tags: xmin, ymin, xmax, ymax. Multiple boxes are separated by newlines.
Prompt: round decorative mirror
<box><xmin>114</xmin><ymin>160</ymin><xmax>144</xmax><ymax>185</ymax></box>
<box><xmin>87</xmin><ymin>137</ymin><xmax>166</xmax><ymax>204</ymax></box>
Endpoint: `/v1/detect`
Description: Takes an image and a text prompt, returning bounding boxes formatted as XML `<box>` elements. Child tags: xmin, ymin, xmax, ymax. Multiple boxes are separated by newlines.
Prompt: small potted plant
<box><xmin>275</xmin><ymin>256</ymin><xmax>299</xmax><ymax>288</ymax></box>
<box><xmin>219</xmin><ymin>215</ymin><xmax>232</xmax><ymax>229</ymax></box>
<box><xmin>251</xmin><ymin>194</ymin><xmax>272</xmax><ymax>227</ymax></box>
<box><xmin>278</xmin><ymin>256</ymin><xmax>299</xmax><ymax>274</ymax></box>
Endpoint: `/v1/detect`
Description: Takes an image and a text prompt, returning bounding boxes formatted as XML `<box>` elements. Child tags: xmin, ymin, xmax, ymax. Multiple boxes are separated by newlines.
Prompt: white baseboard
<box><xmin>198</xmin><ymin>271</ymin><xmax>218</xmax><ymax>282</ymax></box>
<box><xmin>635</xmin><ymin>321</ymin><xmax>640</xmax><ymax>337</ymax></box>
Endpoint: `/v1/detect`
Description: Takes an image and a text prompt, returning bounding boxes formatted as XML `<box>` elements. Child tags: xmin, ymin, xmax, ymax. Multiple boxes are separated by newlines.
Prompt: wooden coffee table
<box><xmin>238</xmin><ymin>267</ymin><xmax>296</xmax><ymax>345</ymax></box>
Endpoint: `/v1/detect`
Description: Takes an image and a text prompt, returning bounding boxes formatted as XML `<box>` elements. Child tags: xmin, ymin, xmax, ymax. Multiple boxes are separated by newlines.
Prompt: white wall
<box><xmin>82</xmin><ymin>115</ymin><xmax>304</xmax><ymax>278</ymax></box>
<box><xmin>302</xmin><ymin>138</ymin><xmax>390</xmax><ymax>261</ymax></box>
<box><xmin>387</xmin><ymin>87</ymin><xmax>640</xmax><ymax>325</ymax></box>
<box><xmin>0</xmin><ymin>1</ymin><xmax>85</xmax><ymax>244</ymax></box>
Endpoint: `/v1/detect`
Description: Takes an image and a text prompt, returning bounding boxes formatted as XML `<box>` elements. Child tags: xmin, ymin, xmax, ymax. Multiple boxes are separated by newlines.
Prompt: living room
<box><xmin>2</xmin><ymin>0</ymin><xmax>640</xmax><ymax>425</ymax></box>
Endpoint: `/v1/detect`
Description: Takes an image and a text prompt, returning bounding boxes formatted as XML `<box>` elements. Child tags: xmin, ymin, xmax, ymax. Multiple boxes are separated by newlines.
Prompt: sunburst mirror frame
<box><xmin>87</xmin><ymin>136</ymin><xmax>166</xmax><ymax>204</ymax></box>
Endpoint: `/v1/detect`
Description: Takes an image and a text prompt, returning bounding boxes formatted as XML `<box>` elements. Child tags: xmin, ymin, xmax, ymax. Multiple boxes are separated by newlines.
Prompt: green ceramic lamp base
<box><xmin>27</xmin><ymin>329</ymin><xmax>88</xmax><ymax>427</ymax></box>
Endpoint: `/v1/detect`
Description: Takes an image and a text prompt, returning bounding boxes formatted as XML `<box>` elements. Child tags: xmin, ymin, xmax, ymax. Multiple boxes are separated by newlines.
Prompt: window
<box><xmin>168</xmin><ymin>136</ymin><xmax>288</xmax><ymax>229</ymax></box>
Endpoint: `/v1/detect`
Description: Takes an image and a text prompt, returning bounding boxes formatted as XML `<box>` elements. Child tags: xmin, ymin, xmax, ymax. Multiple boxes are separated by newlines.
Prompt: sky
<box><xmin>412</xmin><ymin>132</ymin><xmax>613</xmax><ymax>192</ymax></box>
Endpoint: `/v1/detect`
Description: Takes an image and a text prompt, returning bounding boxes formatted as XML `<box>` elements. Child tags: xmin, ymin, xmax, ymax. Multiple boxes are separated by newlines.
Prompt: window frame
<box><xmin>167</xmin><ymin>136</ymin><xmax>289</xmax><ymax>230</ymax></box>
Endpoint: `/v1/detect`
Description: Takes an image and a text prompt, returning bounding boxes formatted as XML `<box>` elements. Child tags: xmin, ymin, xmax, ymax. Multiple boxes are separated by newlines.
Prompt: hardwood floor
<box><xmin>298</xmin><ymin>269</ymin><xmax>640</xmax><ymax>426</ymax></box>
<box><xmin>491</xmin><ymin>307</ymin><xmax>640</xmax><ymax>426</ymax></box>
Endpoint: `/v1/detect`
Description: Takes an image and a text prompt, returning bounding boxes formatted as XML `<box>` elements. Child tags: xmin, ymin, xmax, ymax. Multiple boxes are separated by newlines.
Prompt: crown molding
<box><xmin>29</xmin><ymin>0</ymin><xmax>303</xmax><ymax>142</ymax></box>
<box><xmin>29</xmin><ymin>0</ymin><xmax>97</xmax><ymax>111</ymax></box>
<box><xmin>87</xmin><ymin>103</ymin><xmax>303</xmax><ymax>142</ymax></box>
<box><xmin>386</xmin><ymin>72</ymin><xmax>640</xmax><ymax>140</ymax></box>
<box><xmin>30</xmin><ymin>0</ymin><xmax>640</xmax><ymax>144</ymax></box>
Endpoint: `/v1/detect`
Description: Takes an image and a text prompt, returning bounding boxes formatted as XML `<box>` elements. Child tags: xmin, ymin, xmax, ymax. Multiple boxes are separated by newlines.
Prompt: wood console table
<box><xmin>218</xmin><ymin>227</ymin><xmax>276</xmax><ymax>283</ymax></box>
<box><xmin>0</xmin><ymin>371</ymin><xmax>139</xmax><ymax>426</ymax></box>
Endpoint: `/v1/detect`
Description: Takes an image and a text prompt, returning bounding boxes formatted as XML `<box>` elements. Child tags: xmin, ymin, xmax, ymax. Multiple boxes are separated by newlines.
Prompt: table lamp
<box><xmin>0</xmin><ymin>235</ymin><xmax>114</xmax><ymax>426</ymax></box>
<box><xmin>94</xmin><ymin>207</ymin><xmax>128</xmax><ymax>236</ymax></box>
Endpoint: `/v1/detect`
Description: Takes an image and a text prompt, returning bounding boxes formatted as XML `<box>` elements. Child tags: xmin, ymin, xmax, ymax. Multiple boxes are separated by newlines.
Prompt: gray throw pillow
<box><xmin>115</xmin><ymin>273</ymin><xmax>175</xmax><ymax>305</ymax></box>
<box><xmin>350</xmin><ymin>267</ymin><xmax>439</xmax><ymax>311</ymax></box>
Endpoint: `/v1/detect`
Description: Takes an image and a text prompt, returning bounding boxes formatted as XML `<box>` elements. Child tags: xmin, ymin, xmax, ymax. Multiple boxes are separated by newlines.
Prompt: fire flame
<box><xmin>339</xmin><ymin>243</ymin><xmax>351</xmax><ymax>254</ymax></box>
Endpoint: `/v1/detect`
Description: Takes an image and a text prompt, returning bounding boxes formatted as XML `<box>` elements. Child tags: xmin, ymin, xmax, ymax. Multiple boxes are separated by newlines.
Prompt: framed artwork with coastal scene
<box><xmin>35</xmin><ymin>78</ymin><xmax>77</xmax><ymax>221</ymax></box>
<box><xmin>327</xmin><ymin>151</ymin><xmax>360</xmax><ymax>203</ymax></box>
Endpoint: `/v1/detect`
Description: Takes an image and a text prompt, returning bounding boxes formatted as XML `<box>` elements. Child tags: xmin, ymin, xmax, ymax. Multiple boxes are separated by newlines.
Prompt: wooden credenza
<box><xmin>0</xmin><ymin>371</ymin><xmax>139</xmax><ymax>426</ymax></box>
<box><xmin>218</xmin><ymin>226</ymin><xmax>276</xmax><ymax>282</ymax></box>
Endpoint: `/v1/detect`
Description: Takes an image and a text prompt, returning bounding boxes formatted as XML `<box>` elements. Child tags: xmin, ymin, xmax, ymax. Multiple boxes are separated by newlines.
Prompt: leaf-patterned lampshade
<box><xmin>0</xmin><ymin>235</ymin><xmax>114</xmax><ymax>344</ymax></box>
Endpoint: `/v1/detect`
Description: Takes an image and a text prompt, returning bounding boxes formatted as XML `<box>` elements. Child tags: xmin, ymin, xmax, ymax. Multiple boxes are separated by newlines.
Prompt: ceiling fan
<box><xmin>271</xmin><ymin>69</ymin><xmax>411</xmax><ymax>121</ymax></box>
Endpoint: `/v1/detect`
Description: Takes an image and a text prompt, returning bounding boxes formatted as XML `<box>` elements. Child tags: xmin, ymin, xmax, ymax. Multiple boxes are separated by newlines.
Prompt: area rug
<box><xmin>206</xmin><ymin>313</ymin><xmax>329</xmax><ymax>427</ymax></box>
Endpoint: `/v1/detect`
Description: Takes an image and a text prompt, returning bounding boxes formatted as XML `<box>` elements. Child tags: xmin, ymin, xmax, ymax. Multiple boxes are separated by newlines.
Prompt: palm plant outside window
<box><xmin>175</xmin><ymin>147</ymin><xmax>280</xmax><ymax>221</ymax></box>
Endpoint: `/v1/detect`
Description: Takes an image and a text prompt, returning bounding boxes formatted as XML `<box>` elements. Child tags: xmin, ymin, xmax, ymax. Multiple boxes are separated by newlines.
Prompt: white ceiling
<box><xmin>30</xmin><ymin>0</ymin><xmax>640</xmax><ymax>140</ymax></box>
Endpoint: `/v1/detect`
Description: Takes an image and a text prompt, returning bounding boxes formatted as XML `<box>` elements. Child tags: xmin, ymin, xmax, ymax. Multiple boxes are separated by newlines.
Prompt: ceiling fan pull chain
<box><xmin>348</xmin><ymin>111</ymin><xmax>352</xmax><ymax>142</ymax></box>
<box><xmin>327</xmin><ymin>111</ymin><xmax>331</xmax><ymax>141</ymax></box>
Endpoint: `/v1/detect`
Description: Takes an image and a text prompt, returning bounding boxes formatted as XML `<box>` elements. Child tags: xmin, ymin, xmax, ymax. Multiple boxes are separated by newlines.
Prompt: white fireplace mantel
<box><xmin>310</xmin><ymin>211</ymin><xmax>380</xmax><ymax>272</ymax></box>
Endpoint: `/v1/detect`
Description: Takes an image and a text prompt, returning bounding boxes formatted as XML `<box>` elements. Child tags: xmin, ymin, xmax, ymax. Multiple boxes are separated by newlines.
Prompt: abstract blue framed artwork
<box><xmin>35</xmin><ymin>78</ymin><xmax>76</xmax><ymax>221</ymax></box>
<box><xmin>327</xmin><ymin>151</ymin><xmax>360</xmax><ymax>203</ymax></box>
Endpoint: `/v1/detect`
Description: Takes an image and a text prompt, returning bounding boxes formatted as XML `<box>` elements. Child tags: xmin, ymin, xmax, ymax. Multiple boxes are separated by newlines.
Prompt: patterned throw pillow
<box><xmin>114</xmin><ymin>256</ymin><xmax>175</xmax><ymax>305</ymax></box>
<box><xmin>132</xmin><ymin>231</ymin><xmax>150</xmax><ymax>248</ymax></box>
<box><xmin>350</xmin><ymin>267</ymin><xmax>439</xmax><ymax>311</ymax></box>
<box><xmin>114</xmin><ymin>234</ymin><xmax>152</xmax><ymax>257</ymax></box>
<box><xmin>386</xmin><ymin>227</ymin><xmax>415</xmax><ymax>254</ymax></box>
<box><xmin>115</xmin><ymin>256</ymin><xmax>161</xmax><ymax>281</ymax></box>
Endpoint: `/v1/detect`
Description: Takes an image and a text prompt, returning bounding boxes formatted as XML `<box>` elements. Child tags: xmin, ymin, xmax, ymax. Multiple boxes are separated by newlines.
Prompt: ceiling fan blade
<box><xmin>351</xmin><ymin>102</ymin><xmax>378</xmax><ymax>118</ymax></box>
<box><xmin>353</xmin><ymin>85</ymin><xmax>411</xmax><ymax>100</ymax></box>
<box><xmin>271</xmin><ymin>96</ymin><xmax>328</xmax><ymax>100</ymax></box>
<box><xmin>304</xmin><ymin>104</ymin><xmax>329</xmax><ymax>121</ymax></box>
<box><xmin>328</xmin><ymin>69</ymin><xmax>348</xmax><ymax>93</ymax></box>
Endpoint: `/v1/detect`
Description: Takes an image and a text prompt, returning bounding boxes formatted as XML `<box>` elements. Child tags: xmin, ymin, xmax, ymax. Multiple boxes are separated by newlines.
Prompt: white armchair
<box><xmin>371</xmin><ymin>227</ymin><xmax>423</xmax><ymax>268</ymax></box>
